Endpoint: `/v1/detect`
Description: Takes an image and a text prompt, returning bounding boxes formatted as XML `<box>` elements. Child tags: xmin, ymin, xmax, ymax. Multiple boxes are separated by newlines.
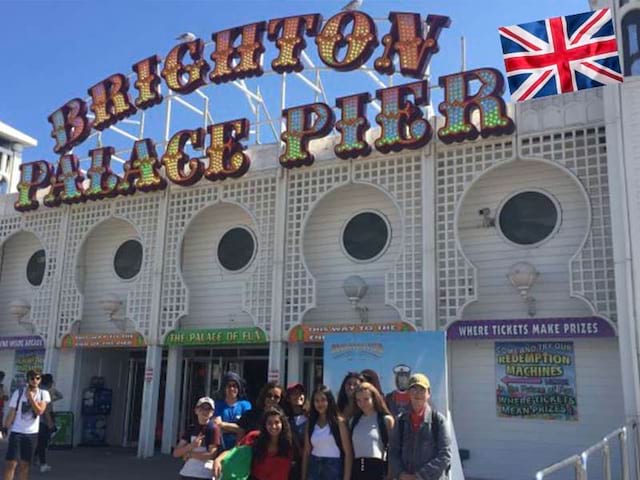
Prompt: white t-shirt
<box><xmin>8</xmin><ymin>388</ymin><xmax>51</xmax><ymax>434</ymax></box>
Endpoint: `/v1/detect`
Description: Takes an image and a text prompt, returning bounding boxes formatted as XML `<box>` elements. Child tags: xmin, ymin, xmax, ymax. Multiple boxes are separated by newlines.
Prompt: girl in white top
<box><xmin>350</xmin><ymin>382</ymin><xmax>394</xmax><ymax>480</ymax></box>
<box><xmin>302</xmin><ymin>385</ymin><xmax>352</xmax><ymax>480</ymax></box>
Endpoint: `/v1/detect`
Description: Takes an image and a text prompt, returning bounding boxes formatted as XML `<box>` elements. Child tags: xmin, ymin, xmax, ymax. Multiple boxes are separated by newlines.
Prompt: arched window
<box><xmin>622</xmin><ymin>10</ymin><xmax>640</xmax><ymax>76</ymax></box>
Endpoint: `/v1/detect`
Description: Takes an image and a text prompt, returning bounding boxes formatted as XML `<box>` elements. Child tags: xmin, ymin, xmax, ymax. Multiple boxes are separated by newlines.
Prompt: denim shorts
<box><xmin>308</xmin><ymin>455</ymin><xmax>342</xmax><ymax>480</ymax></box>
<box><xmin>5</xmin><ymin>432</ymin><xmax>38</xmax><ymax>462</ymax></box>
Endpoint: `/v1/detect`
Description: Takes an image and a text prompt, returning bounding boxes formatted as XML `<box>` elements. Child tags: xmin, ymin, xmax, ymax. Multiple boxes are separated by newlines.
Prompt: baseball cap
<box><xmin>286</xmin><ymin>383</ymin><xmax>305</xmax><ymax>394</ymax></box>
<box><xmin>408</xmin><ymin>373</ymin><xmax>430</xmax><ymax>390</ymax></box>
<box><xmin>196</xmin><ymin>396</ymin><xmax>215</xmax><ymax>409</ymax></box>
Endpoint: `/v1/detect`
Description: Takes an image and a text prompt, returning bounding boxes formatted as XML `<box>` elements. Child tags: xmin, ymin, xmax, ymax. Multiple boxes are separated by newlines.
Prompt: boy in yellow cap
<box><xmin>388</xmin><ymin>373</ymin><xmax>452</xmax><ymax>480</ymax></box>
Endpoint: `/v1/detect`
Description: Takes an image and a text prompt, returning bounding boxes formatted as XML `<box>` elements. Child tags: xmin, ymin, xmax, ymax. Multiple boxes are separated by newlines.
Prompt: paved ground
<box><xmin>0</xmin><ymin>441</ymin><xmax>182</xmax><ymax>480</ymax></box>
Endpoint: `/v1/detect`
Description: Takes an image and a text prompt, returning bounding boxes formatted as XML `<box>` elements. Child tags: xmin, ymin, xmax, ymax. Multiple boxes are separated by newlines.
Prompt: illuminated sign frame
<box><xmin>15</xmin><ymin>10</ymin><xmax>515</xmax><ymax>212</ymax></box>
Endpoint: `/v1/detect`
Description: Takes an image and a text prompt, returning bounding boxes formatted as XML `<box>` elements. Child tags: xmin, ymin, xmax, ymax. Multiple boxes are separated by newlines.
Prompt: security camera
<box><xmin>478</xmin><ymin>208</ymin><xmax>495</xmax><ymax>228</ymax></box>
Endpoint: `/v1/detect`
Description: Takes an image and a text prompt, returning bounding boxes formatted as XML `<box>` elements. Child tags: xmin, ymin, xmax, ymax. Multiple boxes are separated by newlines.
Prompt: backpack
<box><xmin>350</xmin><ymin>411</ymin><xmax>389</xmax><ymax>449</ymax></box>
<box><xmin>16</xmin><ymin>388</ymin><xmax>42</xmax><ymax>418</ymax></box>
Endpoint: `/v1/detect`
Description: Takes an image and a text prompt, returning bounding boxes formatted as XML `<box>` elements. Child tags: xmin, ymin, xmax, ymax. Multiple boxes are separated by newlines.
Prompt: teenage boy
<box><xmin>174</xmin><ymin>396</ymin><xmax>221</xmax><ymax>480</ymax></box>
<box><xmin>3</xmin><ymin>370</ymin><xmax>51</xmax><ymax>480</ymax></box>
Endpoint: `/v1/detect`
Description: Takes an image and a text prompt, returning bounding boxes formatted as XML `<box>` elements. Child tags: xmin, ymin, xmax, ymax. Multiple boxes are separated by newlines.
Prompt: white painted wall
<box><xmin>181</xmin><ymin>202</ymin><xmax>256</xmax><ymax>328</ymax></box>
<box><xmin>450</xmin><ymin>338</ymin><xmax>625</xmax><ymax>480</ymax></box>
<box><xmin>0</xmin><ymin>231</ymin><xmax>45</xmax><ymax>336</ymax></box>
<box><xmin>458</xmin><ymin>160</ymin><xmax>592</xmax><ymax>320</ymax></box>
<box><xmin>77</xmin><ymin>218</ymin><xmax>140</xmax><ymax>334</ymax></box>
<box><xmin>302</xmin><ymin>183</ymin><xmax>401</xmax><ymax>324</ymax></box>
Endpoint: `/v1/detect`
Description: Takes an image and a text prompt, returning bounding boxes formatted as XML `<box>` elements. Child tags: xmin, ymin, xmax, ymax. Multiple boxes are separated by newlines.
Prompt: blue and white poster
<box><xmin>323</xmin><ymin>332</ymin><xmax>448</xmax><ymax>412</ymax></box>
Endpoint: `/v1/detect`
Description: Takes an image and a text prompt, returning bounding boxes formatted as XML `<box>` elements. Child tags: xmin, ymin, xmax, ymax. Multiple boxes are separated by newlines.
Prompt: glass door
<box><xmin>123</xmin><ymin>358</ymin><xmax>145</xmax><ymax>446</ymax></box>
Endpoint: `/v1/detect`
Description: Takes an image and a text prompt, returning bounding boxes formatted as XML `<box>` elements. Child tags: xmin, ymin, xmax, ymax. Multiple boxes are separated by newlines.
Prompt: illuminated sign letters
<box><xmin>15</xmin><ymin>10</ymin><xmax>515</xmax><ymax>212</ymax></box>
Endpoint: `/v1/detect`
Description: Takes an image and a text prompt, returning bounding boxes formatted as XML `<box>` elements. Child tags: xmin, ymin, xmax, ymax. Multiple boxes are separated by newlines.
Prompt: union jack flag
<box><xmin>499</xmin><ymin>8</ymin><xmax>623</xmax><ymax>102</ymax></box>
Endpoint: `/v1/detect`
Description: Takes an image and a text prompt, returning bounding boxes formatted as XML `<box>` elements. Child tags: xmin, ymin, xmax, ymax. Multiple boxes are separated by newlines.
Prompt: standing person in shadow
<box><xmin>214</xmin><ymin>372</ymin><xmax>252</xmax><ymax>450</ymax></box>
<box><xmin>284</xmin><ymin>383</ymin><xmax>309</xmax><ymax>480</ymax></box>
<box><xmin>236</xmin><ymin>382</ymin><xmax>284</xmax><ymax>439</ymax></box>
<box><xmin>336</xmin><ymin>372</ymin><xmax>363</xmax><ymax>422</ymax></box>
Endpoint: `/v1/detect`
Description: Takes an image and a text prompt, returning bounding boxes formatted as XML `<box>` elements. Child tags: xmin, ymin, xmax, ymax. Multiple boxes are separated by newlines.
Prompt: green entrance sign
<box><xmin>164</xmin><ymin>327</ymin><xmax>268</xmax><ymax>346</ymax></box>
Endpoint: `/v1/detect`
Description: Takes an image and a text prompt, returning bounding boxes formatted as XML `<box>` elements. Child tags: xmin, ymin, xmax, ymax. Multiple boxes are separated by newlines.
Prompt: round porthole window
<box><xmin>26</xmin><ymin>249</ymin><xmax>46</xmax><ymax>287</ymax></box>
<box><xmin>498</xmin><ymin>191</ymin><xmax>559</xmax><ymax>246</ymax></box>
<box><xmin>114</xmin><ymin>239</ymin><xmax>143</xmax><ymax>280</ymax></box>
<box><xmin>342</xmin><ymin>211</ymin><xmax>391</xmax><ymax>262</ymax></box>
<box><xmin>217</xmin><ymin>227</ymin><xmax>256</xmax><ymax>272</ymax></box>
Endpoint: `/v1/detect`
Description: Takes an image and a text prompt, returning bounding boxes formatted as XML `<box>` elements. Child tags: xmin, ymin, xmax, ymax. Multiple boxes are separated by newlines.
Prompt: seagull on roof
<box><xmin>176</xmin><ymin>32</ymin><xmax>197</xmax><ymax>42</ymax></box>
<box><xmin>341</xmin><ymin>0</ymin><xmax>362</xmax><ymax>11</ymax></box>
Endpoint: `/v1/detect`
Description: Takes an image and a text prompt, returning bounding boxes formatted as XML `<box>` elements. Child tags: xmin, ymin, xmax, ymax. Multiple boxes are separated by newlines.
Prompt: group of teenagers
<box><xmin>175</xmin><ymin>369</ymin><xmax>452</xmax><ymax>480</ymax></box>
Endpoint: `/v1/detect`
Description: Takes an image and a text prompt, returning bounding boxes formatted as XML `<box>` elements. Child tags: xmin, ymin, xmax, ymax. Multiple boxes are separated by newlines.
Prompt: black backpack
<box><xmin>350</xmin><ymin>411</ymin><xmax>389</xmax><ymax>449</ymax></box>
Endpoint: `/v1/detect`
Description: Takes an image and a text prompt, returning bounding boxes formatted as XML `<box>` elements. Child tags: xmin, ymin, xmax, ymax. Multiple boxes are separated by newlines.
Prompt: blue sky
<box><xmin>1</xmin><ymin>0</ymin><xmax>589</xmax><ymax>163</ymax></box>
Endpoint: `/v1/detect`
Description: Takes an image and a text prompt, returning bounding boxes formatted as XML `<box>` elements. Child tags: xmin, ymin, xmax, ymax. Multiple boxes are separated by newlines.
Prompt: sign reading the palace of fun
<box><xmin>15</xmin><ymin>10</ymin><xmax>516</xmax><ymax>212</ymax></box>
<box><xmin>495</xmin><ymin>342</ymin><xmax>578</xmax><ymax>421</ymax></box>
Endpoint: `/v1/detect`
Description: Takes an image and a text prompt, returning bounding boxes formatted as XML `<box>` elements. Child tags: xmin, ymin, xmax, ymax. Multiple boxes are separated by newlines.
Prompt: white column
<box><xmin>422</xmin><ymin>145</ymin><xmax>438</xmax><ymax>331</ymax></box>
<box><xmin>286</xmin><ymin>342</ymin><xmax>303</xmax><ymax>385</ymax></box>
<box><xmin>268</xmin><ymin>167</ymin><xmax>288</xmax><ymax>383</ymax></box>
<box><xmin>605</xmin><ymin>83</ymin><xmax>640</xmax><ymax>423</ymax></box>
<box><xmin>268</xmin><ymin>341</ymin><xmax>286</xmax><ymax>384</ymax></box>
<box><xmin>161</xmin><ymin>347</ymin><xmax>183</xmax><ymax>454</ymax></box>
<box><xmin>137</xmin><ymin>345</ymin><xmax>163</xmax><ymax>458</ymax></box>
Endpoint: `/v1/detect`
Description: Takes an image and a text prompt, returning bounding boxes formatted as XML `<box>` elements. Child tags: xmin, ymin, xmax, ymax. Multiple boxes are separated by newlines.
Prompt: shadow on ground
<box><xmin>0</xmin><ymin>442</ymin><xmax>182</xmax><ymax>480</ymax></box>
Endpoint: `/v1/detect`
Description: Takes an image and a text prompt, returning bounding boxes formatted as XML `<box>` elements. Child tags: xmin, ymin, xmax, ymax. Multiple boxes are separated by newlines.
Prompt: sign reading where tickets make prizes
<box><xmin>496</xmin><ymin>342</ymin><xmax>577</xmax><ymax>421</ymax></box>
<box><xmin>164</xmin><ymin>327</ymin><xmax>267</xmax><ymax>346</ymax></box>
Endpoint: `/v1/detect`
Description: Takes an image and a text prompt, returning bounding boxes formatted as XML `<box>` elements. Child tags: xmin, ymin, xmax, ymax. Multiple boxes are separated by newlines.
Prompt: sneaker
<box><xmin>40</xmin><ymin>464</ymin><xmax>52</xmax><ymax>473</ymax></box>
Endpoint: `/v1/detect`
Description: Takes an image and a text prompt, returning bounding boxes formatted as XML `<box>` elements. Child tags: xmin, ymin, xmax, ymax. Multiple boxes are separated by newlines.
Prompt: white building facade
<box><xmin>1</xmin><ymin>2</ymin><xmax>640</xmax><ymax>478</ymax></box>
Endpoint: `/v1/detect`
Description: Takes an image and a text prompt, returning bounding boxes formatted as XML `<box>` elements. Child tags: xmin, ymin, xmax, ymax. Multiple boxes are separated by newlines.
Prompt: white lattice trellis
<box><xmin>435</xmin><ymin>140</ymin><xmax>515</xmax><ymax>325</ymax></box>
<box><xmin>354</xmin><ymin>155</ymin><xmax>423</xmax><ymax>327</ymax></box>
<box><xmin>284</xmin><ymin>153</ymin><xmax>424</xmax><ymax>332</ymax></box>
<box><xmin>159</xmin><ymin>173</ymin><xmax>277</xmax><ymax>340</ymax></box>
<box><xmin>57</xmin><ymin>193</ymin><xmax>164</xmax><ymax>341</ymax></box>
<box><xmin>520</xmin><ymin>126</ymin><xmax>616</xmax><ymax>321</ymax></box>
<box><xmin>0</xmin><ymin>209</ymin><xmax>66</xmax><ymax>340</ymax></box>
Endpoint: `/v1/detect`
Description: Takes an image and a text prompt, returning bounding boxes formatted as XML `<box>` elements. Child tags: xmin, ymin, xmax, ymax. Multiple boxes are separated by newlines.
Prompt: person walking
<box><xmin>173</xmin><ymin>396</ymin><xmax>221</xmax><ymax>480</ymax></box>
<box><xmin>350</xmin><ymin>382</ymin><xmax>394</xmax><ymax>480</ymax></box>
<box><xmin>214</xmin><ymin>372</ymin><xmax>252</xmax><ymax>450</ymax></box>
<box><xmin>213</xmin><ymin>406</ymin><xmax>294</xmax><ymax>480</ymax></box>
<box><xmin>0</xmin><ymin>371</ymin><xmax>8</xmax><ymax>440</ymax></box>
<box><xmin>388</xmin><ymin>374</ymin><xmax>452</xmax><ymax>480</ymax></box>
<box><xmin>34</xmin><ymin>374</ymin><xmax>59</xmax><ymax>473</ymax></box>
<box><xmin>3</xmin><ymin>370</ymin><xmax>50</xmax><ymax>480</ymax></box>
<box><xmin>302</xmin><ymin>385</ymin><xmax>352</xmax><ymax>480</ymax></box>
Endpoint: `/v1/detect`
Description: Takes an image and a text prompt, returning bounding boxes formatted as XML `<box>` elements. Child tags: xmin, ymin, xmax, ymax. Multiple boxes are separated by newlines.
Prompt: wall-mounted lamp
<box><xmin>9</xmin><ymin>299</ymin><xmax>34</xmax><ymax>332</ymax></box>
<box><xmin>99</xmin><ymin>293</ymin><xmax>127</xmax><ymax>330</ymax></box>
<box><xmin>507</xmin><ymin>262</ymin><xmax>539</xmax><ymax>317</ymax></box>
<box><xmin>342</xmin><ymin>275</ymin><xmax>369</xmax><ymax>323</ymax></box>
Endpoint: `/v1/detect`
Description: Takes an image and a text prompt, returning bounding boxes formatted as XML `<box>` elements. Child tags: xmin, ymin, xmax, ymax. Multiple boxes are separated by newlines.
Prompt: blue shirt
<box><xmin>215</xmin><ymin>399</ymin><xmax>252</xmax><ymax>449</ymax></box>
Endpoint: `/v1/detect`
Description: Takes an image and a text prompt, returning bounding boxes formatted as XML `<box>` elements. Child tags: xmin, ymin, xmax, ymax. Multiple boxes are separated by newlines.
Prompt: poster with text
<box><xmin>496</xmin><ymin>342</ymin><xmax>577</xmax><ymax>421</ymax></box>
<box><xmin>324</xmin><ymin>332</ymin><xmax>447</xmax><ymax>413</ymax></box>
<box><xmin>11</xmin><ymin>348</ymin><xmax>45</xmax><ymax>393</ymax></box>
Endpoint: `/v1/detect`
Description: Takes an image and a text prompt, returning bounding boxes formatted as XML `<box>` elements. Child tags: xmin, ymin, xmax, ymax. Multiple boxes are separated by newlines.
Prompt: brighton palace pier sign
<box><xmin>15</xmin><ymin>10</ymin><xmax>515</xmax><ymax>212</ymax></box>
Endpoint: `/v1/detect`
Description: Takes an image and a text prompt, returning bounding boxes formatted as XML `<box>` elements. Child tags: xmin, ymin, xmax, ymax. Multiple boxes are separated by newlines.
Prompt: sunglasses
<box><xmin>28</xmin><ymin>376</ymin><xmax>41</xmax><ymax>381</ymax></box>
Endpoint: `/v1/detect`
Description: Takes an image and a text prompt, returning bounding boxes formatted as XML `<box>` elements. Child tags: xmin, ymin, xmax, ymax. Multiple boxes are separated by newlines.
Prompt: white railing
<box><xmin>535</xmin><ymin>421</ymin><xmax>640</xmax><ymax>480</ymax></box>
